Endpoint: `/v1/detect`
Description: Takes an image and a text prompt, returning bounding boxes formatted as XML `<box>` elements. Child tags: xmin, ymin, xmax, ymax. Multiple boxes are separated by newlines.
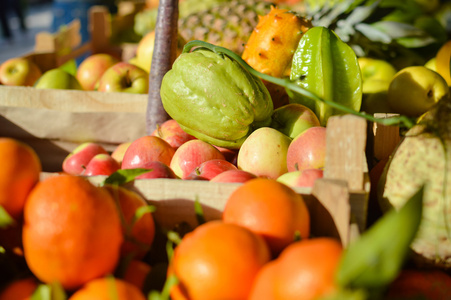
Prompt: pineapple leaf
<box><xmin>312</xmin><ymin>0</ymin><xmax>355</xmax><ymax>28</ymax></box>
<box><xmin>340</xmin><ymin>0</ymin><xmax>380</xmax><ymax>26</ymax></box>
<box><xmin>371</xmin><ymin>21</ymin><xmax>430</xmax><ymax>39</ymax></box>
<box><xmin>354</xmin><ymin>23</ymin><xmax>392</xmax><ymax>44</ymax></box>
<box><xmin>396</xmin><ymin>36</ymin><xmax>437</xmax><ymax>48</ymax></box>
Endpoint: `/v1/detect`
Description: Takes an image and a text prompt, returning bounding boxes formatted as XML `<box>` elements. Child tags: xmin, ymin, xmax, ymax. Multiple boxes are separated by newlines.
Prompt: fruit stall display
<box><xmin>1</xmin><ymin>0</ymin><xmax>451</xmax><ymax>299</ymax></box>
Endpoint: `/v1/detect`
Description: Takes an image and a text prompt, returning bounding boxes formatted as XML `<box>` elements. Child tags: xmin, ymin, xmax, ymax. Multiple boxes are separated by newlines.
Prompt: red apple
<box><xmin>121</xmin><ymin>136</ymin><xmax>176</xmax><ymax>170</ymax></box>
<box><xmin>111</xmin><ymin>142</ymin><xmax>132</xmax><ymax>164</ymax></box>
<box><xmin>151</xmin><ymin>119</ymin><xmax>196</xmax><ymax>149</ymax></box>
<box><xmin>286</xmin><ymin>126</ymin><xmax>327</xmax><ymax>172</ymax></box>
<box><xmin>270</xmin><ymin>103</ymin><xmax>320</xmax><ymax>139</ymax></box>
<box><xmin>97</xmin><ymin>62</ymin><xmax>149</xmax><ymax>94</ymax></box>
<box><xmin>170</xmin><ymin>139</ymin><xmax>225</xmax><ymax>179</ymax></box>
<box><xmin>276</xmin><ymin>168</ymin><xmax>324</xmax><ymax>188</ymax></box>
<box><xmin>84</xmin><ymin>153</ymin><xmax>121</xmax><ymax>176</ymax></box>
<box><xmin>133</xmin><ymin>161</ymin><xmax>177</xmax><ymax>179</ymax></box>
<box><xmin>0</xmin><ymin>57</ymin><xmax>42</xmax><ymax>86</ymax></box>
<box><xmin>76</xmin><ymin>53</ymin><xmax>120</xmax><ymax>90</ymax></box>
<box><xmin>62</xmin><ymin>142</ymin><xmax>108</xmax><ymax>175</ymax></box>
<box><xmin>214</xmin><ymin>146</ymin><xmax>238</xmax><ymax>165</ymax></box>
<box><xmin>237</xmin><ymin>127</ymin><xmax>292</xmax><ymax>180</ymax></box>
<box><xmin>210</xmin><ymin>169</ymin><xmax>257</xmax><ymax>183</ymax></box>
<box><xmin>185</xmin><ymin>159</ymin><xmax>237</xmax><ymax>181</ymax></box>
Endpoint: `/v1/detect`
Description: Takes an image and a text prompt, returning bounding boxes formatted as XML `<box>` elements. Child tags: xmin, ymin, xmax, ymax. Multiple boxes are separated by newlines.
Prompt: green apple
<box><xmin>424</xmin><ymin>57</ymin><xmax>437</xmax><ymax>72</ymax></box>
<box><xmin>97</xmin><ymin>62</ymin><xmax>149</xmax><ymax>94</ymax></box>
<box><xmin>358</xmin><ymin>57</ymin><xmax>397</xmax><ymax>94</ymax></box>
<box><xmin>237</xmin><ymin>127</ymin><xmax>292</xmax><ymax>180</ymax></box>
<box><xmin>35</xmin><ymin>68</ymin><xmax>83</xmax><ymax>90</ymax></box>
<box><xmin>360</xmin><ymin>80</ymin><xmax>394</xmax><ymax>115</ymax></box>
<box><xmin>0</xmin><ymin>57</ymin><xmax>42</xmax><ymax>86</ymax></box>
<box><xmin>270</xmin><ymin>103</ymin><xmax>320</xmax><ymax>139</ymax></box>
<box><xmin>387</xmin><ymin>66</ymin><xmax>450</xmax><ymax>117</ymax></box>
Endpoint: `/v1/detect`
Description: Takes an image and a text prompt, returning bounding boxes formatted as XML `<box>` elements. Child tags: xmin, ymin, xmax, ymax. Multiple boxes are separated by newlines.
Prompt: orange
<box><xmin>436</xmin><ymin>40</ymin><xmax>451</xmax><ymax>86</ymax></box>
<box><xmin>105</xmin><ymin>185</ymin><xmax>155</xmax><ymax>260</ymax></box>
<box><xmin>222</xmin><ymin>178</ymin><xmax>310</xmax><ymax>256</ymax></box>
<box><xmin>22</xmin><ymin>174</ymin><xmax>123</xmax><ymax>291</ymax></box>
<box><xmin>0</xmin><ymin>277</ymin><xmax>39</xmax><ymax>300</ymax></box>
<box><xmin>385</xmin><ymin>268</ymin><xmax>451</xmax><ymax>299</ymax></box>
<box><xmin>0</xmin><ymin>138</ymin><xmax>41</xmax><ymax>221</ymax></box>
<box><xmin>122</xmin><ymin>259</ymin><xmax>152</xmax><ymax>291</ymax></box>
<box><xmin>170</xmin><ymin>220</ymin><xmax>271</xmax><ymax>300</ymax></box>
<box><xmin>69</xmin><ymin>277</ymin><xmax>146</xmax><ymax>300</ymax></box>
<box><xmin>248</xmin><ymin>237</ymin><xmax>343</xmax><ymax>300</ymax></box>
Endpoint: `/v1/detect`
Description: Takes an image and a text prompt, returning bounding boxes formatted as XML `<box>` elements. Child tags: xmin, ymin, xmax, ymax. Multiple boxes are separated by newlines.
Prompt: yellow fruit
<box><xmin>387</xmin><ymin>66</ymin><xmax>450</xmax><ymax>117</ymax></box>
<box><xmin>436</xmin><ymin>40</ymin><xmax>451</xmax><ymax>86</ymax></box>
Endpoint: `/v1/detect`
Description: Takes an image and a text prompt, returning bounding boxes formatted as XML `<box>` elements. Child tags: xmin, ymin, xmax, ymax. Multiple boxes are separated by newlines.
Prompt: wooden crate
<box><xmin>0</xmin><ymin>15</ymin><xmax>148</xmax><ymax>172</ymax></box>
<box><xmin>40</xmin><ymin>114</ymin><xmax>370</xmax><ymax>247</ymax></box>
<box><xmin>0</xmin><ymin>87</ymin><xmax>148</xmax><ymax>172</ymax></box>
<box><xmin>89</xmin><ymin>3</ymin><xmax>145</xmax><ymax>62</ymax></box>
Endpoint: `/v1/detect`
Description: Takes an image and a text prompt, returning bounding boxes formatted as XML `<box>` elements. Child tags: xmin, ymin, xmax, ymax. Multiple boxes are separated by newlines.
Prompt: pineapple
<box><xmin>241</xmin><ymin>6</ymin><xmax>312</xmax><ymax>108</ymax></box>
<box><xmin>178</xmin><ymin>0</ymin><xmax>275</xmax><ymax>54</ymax></box>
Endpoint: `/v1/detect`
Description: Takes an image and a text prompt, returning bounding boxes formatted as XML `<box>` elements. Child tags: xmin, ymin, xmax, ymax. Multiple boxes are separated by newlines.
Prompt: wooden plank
<box><xmin>40</xmin><ymin>173</ymin><xmax>358</xmax><ymax>246</ymax></box>
<box><xmin>311</xmin><ymin>179</ymin><xmax>351</xmax><ymax>246</ymax></box>
<box><xmin>324</xmin><ymin>115</ymin><xmax>368</xmax><ymax>191</ymax></box>
<box><xmin>371</xmin><ymin>113</ymin><xmax>401</xmax><ymax>163</ymax></box>
<box><xmin>89</xmin><ymin>6</ymin><xmax>113</xmax><ymax>54</ymax></box>
<box><xmin>34</xmin><ymin>19</ymin><xmax>82</xmax><ymax>54</ymax></box>
<box><xmin>0</xmin><ymin>86</ymin><xmax>147</xmax><ymax>113</ymax></box>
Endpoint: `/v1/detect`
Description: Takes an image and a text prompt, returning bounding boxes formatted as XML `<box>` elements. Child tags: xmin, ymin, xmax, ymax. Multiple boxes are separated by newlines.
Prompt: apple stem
<box><xmin>146</xmin><ymin>0</ymin><xmax>179</xmax><ymax>135</ymax></box>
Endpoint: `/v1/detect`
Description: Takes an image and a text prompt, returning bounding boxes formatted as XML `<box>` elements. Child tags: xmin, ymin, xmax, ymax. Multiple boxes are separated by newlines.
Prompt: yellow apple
<box><xmin>424</xmin><ymin>57</ymin><xmax>437</xmax><ymax>72</ymax></box>
<box><xmin>0</xmin><ymin>57</ymin><xmax>42</xmax><ymax>86</ymax></box>
<box><xmin>76</xmin><ymin>53</ymin><xmax>119</xmax><ymax>91</ymax></box>
<box><xmin>358</xmin><ymin>57</ymin><xmax>397</xmax><ymax>94</ymax></box>
<box><xmin>387</xmin><ymin>66</ymin><xmax>450</xmax><ymax>117</ymax></box>
<box><xmin>136</xmin><ymin>30</ymin><xmax>156</xmax><ymax>73</ymax></box>
<box><xmin>436</xmin><ymin>40</ymin><xmax>451</xmax><ymax>86</ymax></box>
<box><xmin>135</xmin><ymin>30</ymin><xmax>186</xmax><ymax>73</ymax></box>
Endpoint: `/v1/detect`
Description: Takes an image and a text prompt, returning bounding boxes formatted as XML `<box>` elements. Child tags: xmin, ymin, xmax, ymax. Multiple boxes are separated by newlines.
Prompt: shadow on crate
<box><xmin>0</xmin><ymin>116</ymin><xmax>70</xmax><ymax>172</ymax></box>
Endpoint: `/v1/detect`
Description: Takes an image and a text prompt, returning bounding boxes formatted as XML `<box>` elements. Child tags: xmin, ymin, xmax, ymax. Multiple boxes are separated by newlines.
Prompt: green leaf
<box><xmin>0</xmin><ymin>206</ymin><xmax>15</xmax><ymax>229</ymax></box>
<box><xmin>290</xmin><ymin>26</ymin><xmax>363</xmax><ymax>126</ymax></box>
<box><xmin>354</xmin><ymin>23</ymin><xmax>392</xmax><ymax>44</ymax></box>
<box><xmin>103</xmin><ymin>168</ymin><xmax>153</xmax><ymax>186</ymax></box>
<box><xmin>31</xmin><ymin>282</ymin><xmax>67</xmax><ymax>300</ymax></box>
<box><xmin>336</xmin><ymin>185</ymin><xmax>424</xmax><ymax>292</ymax></box>
<box><xmin>106</xmin><ymin>275</ymin><xmax>120</xmax><ymax>300</ymax></box>
<box><xmin>379</xmin><ymin>0</ymin><xmax>423</xmax><ymax>23</ymax></box>
<box><xmin>319</xmin><ymin>287</ymin><xmax>368</xmax><ymax>300</ymax></box>
<box><xmin>131</xmin><ymin>205</ymin><xmax>156</xmax><ymax>227</ymax></box>
<box><xmin>194</xmin><ymin>197</ymin><xmax>206</xmax><ymax>226</ymax></box>
<box><xmin>58</xmin><ymin>59</ymin><xmax>77</xmax><ymax>76</ymax></box>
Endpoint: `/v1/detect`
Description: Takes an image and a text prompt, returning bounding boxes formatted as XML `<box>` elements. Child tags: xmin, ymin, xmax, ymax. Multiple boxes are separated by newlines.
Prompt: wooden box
<box><xmin>41</xmin><ymin>115</ymin><xmax>371</xmax><ymax>247</ymax></box>
<box><xmin>0</xmin><ymin>17</ymin><xmax>148</xmax><ymax>172</ymax></box>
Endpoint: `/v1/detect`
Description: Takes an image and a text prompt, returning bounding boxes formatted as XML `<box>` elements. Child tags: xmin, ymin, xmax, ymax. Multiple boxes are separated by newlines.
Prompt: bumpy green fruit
<box><xmin>160</xmin><ymin>49</ymin><xmax>273</xmax><ymax>149</ymax></box>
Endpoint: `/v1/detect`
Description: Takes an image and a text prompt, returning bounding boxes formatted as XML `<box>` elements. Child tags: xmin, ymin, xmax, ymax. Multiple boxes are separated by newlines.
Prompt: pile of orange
<box><xmin>169</xmin><ymin>177</ymin><xmax>344</xmax><ymax>300</ymax></box>
<box><xmin>0</xmin><ymin>138</ymin><xmax>345</xmax><ymax>300</ymax></box>
<box><xmin>0</xmin><ymin>138</ymin><xmax>155</xmax><ymax>299</ymax></box>
<box><xmin>5</xmin><ymin>137</ymin><xmax>447</xmax><ymax>300</ymax></box>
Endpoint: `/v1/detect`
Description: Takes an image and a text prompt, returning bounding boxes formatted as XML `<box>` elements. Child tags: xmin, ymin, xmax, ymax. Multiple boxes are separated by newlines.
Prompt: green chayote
<box><xmin>160</xmin><ymin>49</ymin><xmax>273</xmax><ymax>149</ymax></box>
<box><xmin>290</xmin><ymin>26</ymin><xmax>362</xmax><ymax>126</ymax></box>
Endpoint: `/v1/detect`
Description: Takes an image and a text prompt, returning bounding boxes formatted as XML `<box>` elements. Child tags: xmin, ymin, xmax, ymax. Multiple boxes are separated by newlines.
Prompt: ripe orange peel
<box><xmin>182</xmin><ymin>40</ymin><xmax>416</xmax><ymax>129</ymax></box>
